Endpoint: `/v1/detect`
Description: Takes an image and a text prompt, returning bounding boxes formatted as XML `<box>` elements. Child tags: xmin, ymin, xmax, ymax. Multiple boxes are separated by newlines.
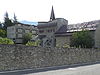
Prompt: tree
<box><xmin>0</xmin><ymin>29</ymin><xmax>6</xmax><ymax>38</ymax></box>
<box><xmin>3</xmin><ymin>12</ymin><xmax>13</xmax><ymax>31</ymax></box>
<box><xmin>0</xmin><ymin>22</ymin><xmax>3</xmax><ymax>29</ymax></box>
<box><xmin>13</xmin><ymin>13</ymin><xmax>18</xmax><ymax>24</ymax></box>
<box><xmin>23</xmin><ymin>33</ymin><xmax>32</xmax><ymax>44</ymax></box>
<box><xmin>70</xmin><ymin>30</ymin><xmax>94</xmax><ymax>48</ymax></box>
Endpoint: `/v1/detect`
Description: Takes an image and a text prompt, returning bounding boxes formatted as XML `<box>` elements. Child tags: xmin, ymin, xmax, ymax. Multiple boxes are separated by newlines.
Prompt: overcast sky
<box><xmin>0</xmin><ymin>0</ymin><xmax>100</xmax><ymax>24</ymax></box>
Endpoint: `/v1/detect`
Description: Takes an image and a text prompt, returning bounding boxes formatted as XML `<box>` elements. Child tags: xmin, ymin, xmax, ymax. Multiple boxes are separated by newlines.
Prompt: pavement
<box><xmin>0</xmin><ymin>63</ymin><xmax>100</xmax><ymax>75</ymax></box>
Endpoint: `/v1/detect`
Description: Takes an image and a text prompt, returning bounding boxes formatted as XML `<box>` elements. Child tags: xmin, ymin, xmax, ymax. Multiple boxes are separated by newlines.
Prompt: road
<box><xmin>0</xmin><ymin>63</ymin><xmax>100</xmax><ymax>75</ymax></box>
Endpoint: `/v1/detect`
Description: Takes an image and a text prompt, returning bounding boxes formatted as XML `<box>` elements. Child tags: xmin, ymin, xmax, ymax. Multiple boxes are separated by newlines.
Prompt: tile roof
<box><xmin>55</xmin><ymin>32</ymin><xmax>72</xmax><ymax>37</ymax></box>
<box><xmin>37</xmin><ymin>21</ymin><xmax>57</xmax><ymax>28</ymax></box>
<box><xmin>55</xmin><ymin>25</ymin><xmax>67</xmax><ymax>34</ymax></box>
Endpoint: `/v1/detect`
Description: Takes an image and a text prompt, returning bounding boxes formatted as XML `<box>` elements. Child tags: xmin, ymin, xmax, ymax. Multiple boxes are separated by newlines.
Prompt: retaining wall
<box><xmin>0</xmin><ymin>44</ymin><xmax>100</xmax><ymax>71</ymax></box>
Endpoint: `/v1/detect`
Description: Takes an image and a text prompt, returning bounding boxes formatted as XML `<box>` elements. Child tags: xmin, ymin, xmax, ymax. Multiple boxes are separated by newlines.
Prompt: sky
<box><xmin>0</xmin><ymin>0</ymin><xmax>100</xmax><ymax>24</ymax></box>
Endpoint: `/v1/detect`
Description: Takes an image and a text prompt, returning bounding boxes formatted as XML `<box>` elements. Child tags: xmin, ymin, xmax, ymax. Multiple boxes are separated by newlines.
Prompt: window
<box><xmin>47</xmin><ymin>29</ymin><xmax>52</xmax><ymax>33</ymax></box>
<box><xmin>53</xmin><ymin>29</ymin><xmax>55</xmax><ymax>32</ymax></box>
<box><xmin>39</xmin><ymin>30</ymin><xmax>44</xmax><ymax>33</ymax></box>
<box><xmin>47</xmin><ymin>30</ymin><xmax>50</xmax><ymax>32</ymax></box>
<box><xmin>32</xmin><ymin>30</ymin><xmax>36</xmax><ymax>34</ymax></box>
<box><xmin>18</xmin><ymin>29</ymin><xmax>23</xmax><ymax>32</ymax></box>
<box><xmin>25</xmin><ymin>30</ymin><xmax>30</xmax><ymax>33</ymax></box>
<box><xmin>12</xmin><ymin>27</ymin><xmax>15</xmax><ymax>31</ymax></box>
<box><xmin>18</xmin><ymin>34</ymin><xmax>22</xmax><ymax>38</ymax></box>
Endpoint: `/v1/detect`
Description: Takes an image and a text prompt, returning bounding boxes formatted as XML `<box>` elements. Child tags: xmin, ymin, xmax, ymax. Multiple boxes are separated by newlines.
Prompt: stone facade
<box><xmin>95</xmin><ymin>24</ymin><xmax>100</xmax><ymax>48</ymax></box>
<box><xmin>37</xmin><ymin>6</ymin><xmax>100</xmax><ymax>48</ymax></box>
<box><xmin>7</xmin><ymin>23</ymin><xmax>37</xmax><ymax>44</ymax></box>
<box><xmin>55</xmin><ymin>35</ymin><xmax>71</xmax><ymax>47</ymax></box>
<box><xmin>0</xmin><ymin>44</ymin><xmax>100</xmax><ymax>71</ymax></box>
<box><xmin>37</xmin><ymin>6</ymin><xmax>68</xmax><ymax>47</ymax></box>
<box><xmin>6</xmin><ymin>6</ymin><xmax>100</xmax><ymax>48</ymax></box>
<box><xmin>55</xmin><ymin>30</ymin><xmax>96</xmax><ymax>47</ymax></box>
<box><xmin>38</xmin><ymin>18</ymin><xmax>68</xmax><ymax>47</ymax></box>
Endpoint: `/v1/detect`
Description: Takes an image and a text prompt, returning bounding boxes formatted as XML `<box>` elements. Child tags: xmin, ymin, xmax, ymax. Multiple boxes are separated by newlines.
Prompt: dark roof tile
<box><xmin>37</xmin><ymin>22</ymin><xmax>57</xmax><ymax>28</ymax></box>
<box><xmin>55</xmin><ymin>25</ymin><xmax>67</xmax><ymax>34</ymax></box>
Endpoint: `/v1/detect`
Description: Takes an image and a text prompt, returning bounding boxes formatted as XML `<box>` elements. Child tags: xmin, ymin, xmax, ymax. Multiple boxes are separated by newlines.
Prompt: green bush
<box><xmin>56</xmin><ymin>44</ymin><xmax>59</xmax><ymax>48</ymax></box>
<box><xmin>62</xmin><ymin>44</ymin><xmax>70</xmax><ymax>48</ymax></box>
<box><xmin>26</xmin><ymin>41</ymin><xmax>36</xmax><ymax>46</ymax></box>
<box><xmin>26</xmin><ymin>40</ymin><xmax>41</xmax><ymax>46</ymax></box>
<box><xmin>0</xmin><ymin>37</ymin><xmax>14</xmax><ymax>44</ymax></box>
<box><xmin>0</xmin><ymin>29</ymin><xmax>6</xmax><ymax>37</ymax></box>
<box><xmin>56</xmin><ymin>44</ymin><xmax>70</xmax><ymax>48</ymax></box>
<box><xmin>23</xmin><ymin>33</ymin><xmax>32</xmax><ymax>44</ymax></box>
<box><xmin>70</xmin><ymin>30</ymin><xmax>94</xmax><ymax>48</ymax></box>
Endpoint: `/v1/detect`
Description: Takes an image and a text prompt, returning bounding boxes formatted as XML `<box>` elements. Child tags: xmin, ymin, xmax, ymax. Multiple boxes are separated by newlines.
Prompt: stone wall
<box><xmin>95</xmin><ymin>24</ymin><xmax>100</xmax><ymax>48</ymax></box>
<box><xmin>56</xmin><ymin>36</ymin><xmax>71</xmax><ymax>47</ymax></box>
<box><xmin>0</xmin><ymin>44</ymin><xmax>100</xmax><ymax>71</ymax></box>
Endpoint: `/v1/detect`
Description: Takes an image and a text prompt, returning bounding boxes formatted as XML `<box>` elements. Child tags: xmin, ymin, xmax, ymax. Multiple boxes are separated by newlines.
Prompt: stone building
<box><xmin>37</xmin><ymin>6</ymin><xmax>100</xmax><ymax>48</ymax></box>
<box><xmin>95</xmin><ymin>24</ymin><xmax>100</xmax><ymax>48</ymax></box>
<box><xmin>37</xmin><ymin>6</ymin><xmax>68</xmax><ymax>47</ymax></box>
<box><xmin>6</xmin><ymin>6</ymin><xmax>100</xmax><ymax>47</ymax></box>
<box><xmin>7</xmin><ymin>23</ymin><xmax>37</xmax><ymax>44</ymax></box>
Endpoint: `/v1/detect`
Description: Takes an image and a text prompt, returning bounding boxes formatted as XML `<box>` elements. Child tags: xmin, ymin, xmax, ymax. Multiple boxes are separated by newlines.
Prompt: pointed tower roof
<box><xmin>5</xmin><ymin>11</ymin><xmax>9</xmax><ymax>18</ymax></box>
<box><xmin>14</xmin><ymin>13</ymin><xmax>17</xmax><ymax>21</ymax></box>
<box><xmin>50</xmin><ymin>6</ymin><xmax>55</xmax><ymax>21</ymax></box>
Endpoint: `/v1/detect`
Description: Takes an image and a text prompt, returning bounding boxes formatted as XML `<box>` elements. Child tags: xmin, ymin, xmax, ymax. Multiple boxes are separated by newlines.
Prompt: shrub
<box><xmin>70</xmin><ymin>30</ymin><xmax>94</xmax><ymax>48</ymax></box>
<box><xmin>0</xmin><ymin>29</ymin><xmax>6</xmax><ymax>37</ymax></box>
<box><xmin>26</xmin><ymin>40</ymin><xmax>41</xmax><ymax>46</ymax></box>
<box><xmin>62</xmin><ymin>44</ymin><xmax>70</xmax><ymax>48</ymax></box>
<box><xmin>0</xmin><ymin>37</ymin><xmax>14</xmax><ymax>44</ymax></box>
<box><xmin>23</xmin><ymin>33</ymin><xmax>32</xmax><ymax>44</ymax></box>
<box><xmin>56</xmin><ymin>44</ymin><xmax>59</xmax><ymax>48</ymax></box>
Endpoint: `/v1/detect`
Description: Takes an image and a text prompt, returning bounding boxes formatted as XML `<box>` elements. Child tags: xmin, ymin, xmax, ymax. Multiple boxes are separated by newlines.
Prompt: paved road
<box><xmin>0</xmin><ymin>63</ymin><xmax>100</xmax><ymax>75</ymax></box>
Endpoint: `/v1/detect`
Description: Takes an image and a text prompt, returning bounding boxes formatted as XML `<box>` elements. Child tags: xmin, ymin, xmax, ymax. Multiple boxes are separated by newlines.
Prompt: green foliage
<box><xmin>13</xmin><ymin>13</ymin><xmax>17</xmax><ymax>22</ymax></box>
<box><xmin>62</xmin><ymin>44</ymin><xmax>70</xmax><ymax>48</ymax></box>
<box><xmin>13</xmin><ymin>13</ymin><xmax>18</xmax><ymax>25</ymax></box>
<box><xmin>26</xmin><ymin>40</ymin><xmax>41</xmax><ymax>46</ymax></box>
<box><xmin>0</xmin><ymin>29</ymin><xmax>6</xmax><ymax>38</ymax></box>
<box><xmin>3</xmin><ymin>12</ymin><xmax>13</xmax><ymax>31</ymax></box>
<box><xmin>3</xmin><ymin>18</ymin><xmax>13</xmax><ymax>30</ymax></box>
<box><xmin>71</xmin><ymin>30</ymin><xmax>94</xmax><ymax>48</ymax></box>
<box><xmin>56</xmin><ymin>44</ymin><xmax>59</xmax><ymax>48</ymax></box>
<box><xmin>0</xmin><ymin>37</ymin><xmax>14</xmax><ymax>44</ymax></box>
<box><xmin>56</xmin><ymin>44</ymin><xmax>70</xmax><ymax>48</ymax></box>
<box><xmin>23</xmin><ymin>33</ymin><xmax>32</xmax><ymax>44</ymax></box>
<box><xmin>0</xmin><ymin>22</ymin><xmax>3</xmax><ymax>29</ymax></box>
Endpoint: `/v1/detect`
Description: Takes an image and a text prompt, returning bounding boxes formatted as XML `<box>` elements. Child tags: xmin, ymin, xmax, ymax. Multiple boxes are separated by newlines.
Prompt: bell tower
<box><xmin>50</xmin><ymin>6</ymin><xmax>55</xmax><ymax>21</ymax></box>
